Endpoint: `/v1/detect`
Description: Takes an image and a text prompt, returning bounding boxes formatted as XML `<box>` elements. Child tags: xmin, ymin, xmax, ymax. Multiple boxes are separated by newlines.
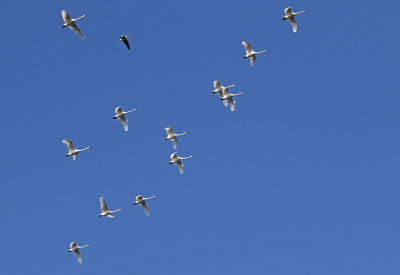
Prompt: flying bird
<box><xmin>282</xmin><ymin>7</ymin><xmax>307</xmax><ymax>33</ymax></box>
<box><xmin>219</xmin><ymin>87</ymin><xmax>244</xmax><ymax>112</ymax></box>
<box><xmin>98</xmin><ymin>197</ymin><xmax>123</xmax><ymax>218</ymax></box>
<box><xmin>212</xmin><ymin>81</ymin><xmax>236</xmax><ymax>97</ymax></box>
<box><xmin>62</xmin><ymin>140</ymin><xmax>91</xmax><ymax>160</ymax></box>
<box><xmin>61</xmin><ymin>9</ymin><xmax>87</xmax><ymax>39</ymax></box>
<box><xmin>242</xmin><ymin>41</ymin><xmax>267</xmax><ymax>66</ymax></box>
<box><xmin>169</xmin><ymin>152</ymin><xmax>194</xmax><ymax>174</ymax></box>
<box><xmin>68</xmin><ymin>242</ymin><xmax>90</xmax><ymax>264</ymax></box>
<box><xmin>113</xmin><ymin>106</ymin><xmax>136</xmax><ymax>132</ymax></box>
<box><xmin>164</xmin><ymin>127</ymin><xmax>188</xmax><ymax>149</ymax></box>
<box><xmin>133</xmin><ymin>195</ymin><xmax>157</xmax><ymax>216</ymax></box>
<box><xmin>118</xmin><ymin>35</ymin><xmax>133</xmax><ymax>50</ymax></box>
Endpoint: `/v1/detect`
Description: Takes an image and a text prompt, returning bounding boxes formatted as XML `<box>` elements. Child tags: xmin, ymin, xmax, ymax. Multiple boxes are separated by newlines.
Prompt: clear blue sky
<box><xmin>1</xmin><ymin>0</ymin><xmax>399</xmax><ymax>274</ymax></box>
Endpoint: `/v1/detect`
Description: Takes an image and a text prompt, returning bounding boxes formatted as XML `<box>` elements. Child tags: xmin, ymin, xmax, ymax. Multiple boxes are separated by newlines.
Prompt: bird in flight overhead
<box><xmin>113</xmin><ymin>106</ymin><xmax>137</xmax><ymax>132</ymax></box>
<box><xmin>169</xmin><ymin>152</ymin><xmax>194</xmax><ymax>174</ymax></box>
<box><xmin>164</xmin><ymin>127</ymin><xmax>188</xmax><ymax>149</ymax></box>
<box><xmin>133</xmin><ymin>195</ymin><xmax>157</xmax><ymax>216</ymax></box>
<box><xmin>61</xmin><ymin>9</ymin><xmax>87</xmax><ymax>39</ymax></box>
<box><xmin>98</xmin><ymin>196</ymin><xmax>123</xmax><ymax>218</ymax></box>
<box><xmin>62</xmin><ymin>140</ymin><xmax>91</xmax><ymax>160</ymax></box>
<box><xmin>282</xmin><ymin>7</ymin><xmax>307</xmax><ymax>33</ymax></box>
<box><xmin>118</xmin><ymin>35</ymin><xmax>133</xmax><ymax>49</ymax></box>
<box><xmin>68</xmin><ymin>242</ymin><xmax>90</xmax><ymax>264</ymax></box>
<box><xmin>242</xmin><ymin>41</ymin><xmax>268</xmax><ymax>66</ymax></box>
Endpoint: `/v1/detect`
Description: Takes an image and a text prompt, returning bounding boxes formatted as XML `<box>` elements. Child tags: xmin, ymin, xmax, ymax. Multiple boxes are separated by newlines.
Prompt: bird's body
<box><xmin>219</xmin><ymin>87</ymin><xmax>244</xmax><ymax>112</ymax></box>
<box><xmin>118</xmin><ymin>35</ymin><xmax>133</xmax><ymax>50</ymax></box>
<box><xmin>164</xmin><ymin>127</ymin><xmax>188</xmax><ymax>149</ymax></box>
<box><xmin>68</xmin><ymin>242</ymin><xmax>90</xmax><ymax>264</ymax></box>
<box><xmin>133</xmin><ymin>195</ymin><xmax>157</xmax><ymax>216</ymax></box>
<box><xmin>113</xmin><ymin>106</ymin><xmax>136</xmax><ymax>132</ymax></box>
<box><xmin>61</xmin><ymin>10</ymin><xmax>87</xmax><ymax>39</ymax></box>
<box><xmin>98</xmin><ymin>197</ymin><xmax>123</xmax><ymax>218</ymax></box>
<box><xmin>212</xmin><ymin>81</ymin><xmax>236</xmax><ymax>97</ymax></box>
<box><xmin>169</xmin><ymin>152</ymin><xmax>194</xmax><ymax>174</ymax></box>
<box><xmin>282</xmin><ymin>7</ymin><xmax>307</xmax><ymax>33</ymax></box>
<box><xmin>62</xmin><ymin>140</ymin><xmax>91</xmax><ymax>160</ymax></box>
<box><xmin>242</xmin><ymin>41</ymin><xmax>267</xmax><ymax>66</ymax></box>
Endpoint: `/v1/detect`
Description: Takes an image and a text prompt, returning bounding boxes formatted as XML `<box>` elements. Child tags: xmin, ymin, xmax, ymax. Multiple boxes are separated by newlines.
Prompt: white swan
<box><xmin>133</xmin><ymin>195</ymin><xmax>157</xmax><ymax>216</ymax></box>
<box><xmin>68</xmin><ymin>242</ymin><xmax>90</xmax><ymax>264</ymax></box>
<box><xmin>98</xmin><ymin>197</ymin><xmax>123</xmax><ymax>218</ymax></box>
<box><xmin>219</xmin><ymin>87</ymin><xmax>244</xmax><ymax>112</ymax></box>
<box><xmin>61</xmin><ymin>10</ymin><xmax>87</xmax><ymax>39</ymax></box>
<box><xmin>113</xmin><ymin>106</ymin><xmax>136</xmax><ymax>132</ymax></box>
<box><xmin>164</xmin><ymin>127</ymin><xmax>188</xmax><ymax>149</ymax></box>
<box><xmin>169</xmin><ymin>152</ymin><xmax>194</xmax><ymax>174</ymax></box>
<box><xmin>212</xmin><ymin>81</ymin><xmax>236</xmax><ymax>97</ymax></box>
<box><xmin>62</xmin><ymin>140</ymin><xmax>91</xmax><ymax>160</ymax></box>
<box><xmin>118</xmin><ymin>35</ymin><xmax>133</xmax><ymax>50</ymax></box>
<box><xmin>242</xmin><ymin>41</ymin><xmax>267</xmax><ymax>66</ymax></box>
<box><xmin>282</xmin><ymin>7</ymin><xmax>307</xmax><ymax>33</ymax></box>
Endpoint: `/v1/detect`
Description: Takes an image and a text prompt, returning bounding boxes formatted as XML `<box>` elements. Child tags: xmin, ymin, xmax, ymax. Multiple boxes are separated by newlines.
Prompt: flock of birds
<box><xmin>60</xmin><ymin>6</ymin><xmax>307</xmax><ymax>264</ymax></box>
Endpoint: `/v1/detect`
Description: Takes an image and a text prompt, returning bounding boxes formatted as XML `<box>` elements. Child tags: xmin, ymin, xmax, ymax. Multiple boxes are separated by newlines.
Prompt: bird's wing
<box><xmin>171</xmin><ymin>138</ymin><xmax>178</xmax><ymax>149</ymax></box>
<box><xmin>250</xmin><ymin>56</ymin><xmax>256</xmax><ymax>66</ymax></box>
<box><xmin>70</xmin><ymin>242</ymin><xmax>77</xmax><ymax>249</ymax></box>
<box><xmin>118</xmin><ymin>115</ymin><xmax>128</xmax><ymax>132</ymax></box>
<box><xmin>61</xmin><ymin>10</ymin><xmax>72</xmax><ymax>24</ymax></box>
<box><xmin>140</xmin><ymin>202</ymin><xmax>150</xmax><ymax>216</ymax></box>
<box><xmin>165</xmin><ymin>126</ymin><xmax>174</xmax><ymax>136</ymax></box>
<box><xmin>285</xmin><ymin>7</ymin><xmax>293</xmax><ymax>16</ymax></box>
<box><xmin>177</xmin><ymin>161</ymin><xmax>184</xmax><ymax>174</ymax></box>
<box><xmin>213</xmin><ymin>80</ymin><xmax>221</xmax><ymax>89</ymax></box>
<box><xmin>228</xmin><ymin>98</ymin><xmax>236</xmax><ymax>111</ymax></box>
<box><xmin>289</xmin><ymin>17</ymin><xmax>297</xmax><ymax>33</ymax></box>
<box><xmin>170</xmin><ymin>152</ymin><xmax>178</xmax><ymax>161</ymax></box>
<box><xmin>62</xmin><ymin>140</ymin><xmax>76</xmax><ymax>152</ymax></box>
<box><xmin>100</xmin><ymin>197</ymin><xmax>109</xmax><ymax>212</ymax></box>
<box><xmin>123</xmin><ymin>39</ymin><xmax>130</xmax><ymax>49</ymax></box>
<box><xmin>69</xmin><ymin>23</ymin><xmax>85</xmax><ymax>39</ymax></box>
<box><xmin>115</xmin><ymin>106</ymin><xmax>123</xmax><ymax>114</ymax></box>
<box><xmin>222</xmin><ymin>99</ymin><xmax>229</xmax><ymax>107</ymax></box>
<box><xmin>107</xmin><ymin>214</ymin><xmax>115</xmax><ymax>218</ymax></box>
<box><xmin>73</xmin><ymin>154</ymin><xmax>77</xmax><ymax>161</ymax></box>
<box><xmin>73</xmin><ymin>250</ymin><xmax>82</xmax><ymax>264</ymax></box>
<box><xmin>242</xmin><ymin>41</ymin><xmax>253</xmax><ymax>55</ymax></box>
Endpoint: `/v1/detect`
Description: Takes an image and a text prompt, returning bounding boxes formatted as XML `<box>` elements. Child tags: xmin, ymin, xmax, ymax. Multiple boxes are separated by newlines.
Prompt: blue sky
<box><xmin>1</xmin><ymin>0</ymin><xmax>399</xmax><ymax>274</ymax></box>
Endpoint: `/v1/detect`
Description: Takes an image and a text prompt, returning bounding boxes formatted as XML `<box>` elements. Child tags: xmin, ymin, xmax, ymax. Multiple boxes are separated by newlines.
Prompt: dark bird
<box><xmin>118</xmin><ymin>35</ymin><xmax>133</xmax><ymax>50</ymax></box>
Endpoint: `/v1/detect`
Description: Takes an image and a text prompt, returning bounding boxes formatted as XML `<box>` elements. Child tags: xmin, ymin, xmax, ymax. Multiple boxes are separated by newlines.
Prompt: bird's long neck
<box><xmin>181</xmin><ymin>156</ymin><xmax>194</xmax><ymax>160</ymax></box>
<box><xmin>177</xmin><ymin>132</ymin><xmax>188</xmax><ymax>136</ymax></box>
<box><xmin>76</xmin><ymin>14</ymin><xmax>87</xmax><ymax>21</ymax></box>
<box><xmin>232</xmin><ymin>92</ymin><xmax>245</xmax><ymax>96</ymax></box>
<box><xmin>81</xmin><ymin>146</ymin><xmax>91</xmax><ymax>151</ymax></box>
<box><xmin>79</xmin><ymin>244</ymin><xmax>90</xmax><ymax>249</ymax></box>
<box><xmin>256</xmin><ymin>50</ymin><xmax>268</xmax><ymax>54</ymax></box>
<box><xmin>294</xmin><ymin>10</ymin><xmax>307</xmax><ymax>15</ymax></box>
<box><xmin>126</xmin><ymin>108</ymin><xmax>137</xmax><ymax>113</ymax></box>
<box><xmin>112</xmin><ymin>209</ymin><xmax>123</xmax><ymax>213</ymax></box>
<box><xmin>226</xmin><ymin>84</ymin><xmax>236</xmax><ymax>89</ymax></box>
